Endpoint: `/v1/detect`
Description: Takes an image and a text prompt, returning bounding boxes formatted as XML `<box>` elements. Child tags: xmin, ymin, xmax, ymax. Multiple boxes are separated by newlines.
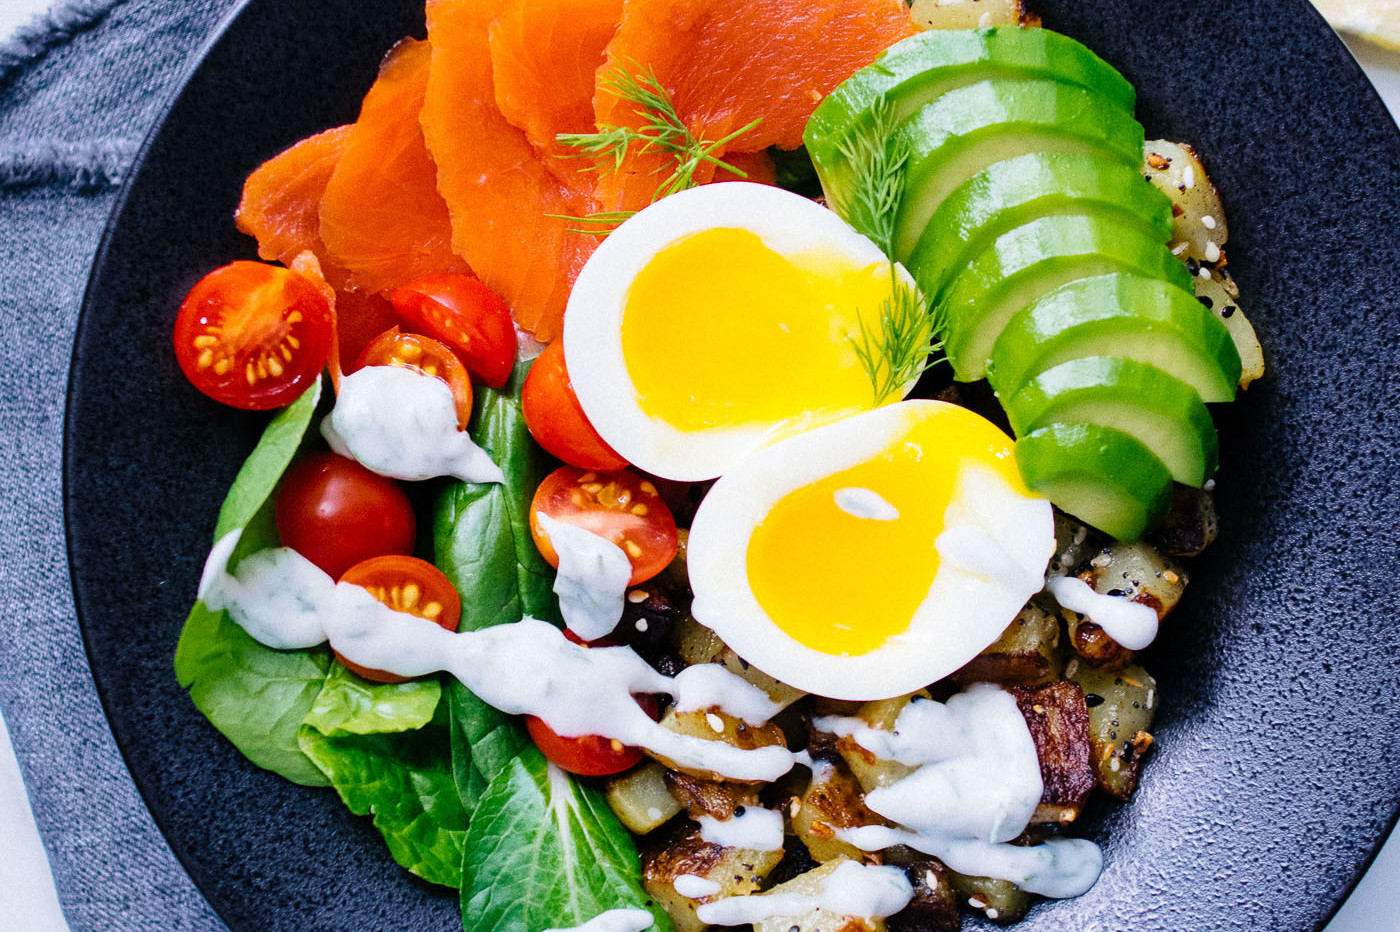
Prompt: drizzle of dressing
<box><xmin>694</xmin><ymin>861</ymin><xmax>912</xmax><ymax>926</ymax></box>
<box><xmin>543</xmin><ymin>908</ymin><xmax>655</xmax><ymax>932</ymax></box>
<box><xmin>816</xmin><ymin>685</ymin><xmax>1102</xmax><ymax>899</ymax></box>
<box><xmin>321</xmin><ymin>366</ymin><xmax>504</xmax><ymax>484</ymax></box>
<box><xmin>670</xmin><ymin>664</ymin><xmax>784</xmax><ymax>725</ymax></box>
<box><xmin>1044</xmin><ymin>575</ymin><xmax>1158</xmax><ymax>651</ymax></box>
<box><xmin>832</xmin><ymin>486</ymin><xmax>899</xmax><ymax>521</ymax></box>
<box><xmin>198</xmin><ymin>533</ymin><xmax>794</xmax><ymax>782</ymax></box>
<box><xmin>697</xmin><ymin>807</ymin><xmax>785</xmax><ymax>852</ymax></box>
<box><xmin>535</xmin><ymin>513</ymin><xmax>630</xmax><ymax>641</ymax></box>
<box><xmin>673</xmin><ymin>875</ymin><xmax>723</xmax><ymax>899</ymax></box>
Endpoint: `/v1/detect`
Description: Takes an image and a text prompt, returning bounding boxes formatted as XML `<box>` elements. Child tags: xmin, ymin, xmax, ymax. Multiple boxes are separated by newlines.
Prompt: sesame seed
<box><xmin>706</xmin><ymin>713</ymin><xmax>725</xmax><ymax>733</ymax></box>
<box><xmin>635</xmin><ymin>618</ymin><xmax>649</xmax><ymax>632</ymax></box>
<box><xmin>968</xmin><ymin>897</ymin><xmax>987</xmax><ymax>909</ymax></box>
<box><xmin>987</xmin><ymin>908</ymin><xmax>1000</xmax><ymax>920</ymax></box>
<box><xmin>1183</xmin><ymin>165</ymin><xmax>1196</xmax><ymax>189</ymax></box>
<box><xmin>1171</xmin><ymin>241</ymin><xmax>1190</xmax><ymax>256</ymax></box>
<box><xmin>1204</xmin><ymin>479</ymin><xmax>1217</xmax><ymax>491</ymax></box>
<box><xmin>1222</xmin><ymin>305</ymin><xmax>1237</xmax><ymax>318</ymax></box>
<box><xmin>627</xmin><ymin>589</ymin><xmax>649</xmax><ymax>603</ymax></box>
<box><xmin>1204</xmin><ymin>240</ymin><xmax>1221</xmax><ymax>263</ymax></box>
<box><xmin>1198</xmin><ymin>266</ymin><xmax>1212</xmax><ymax>280</ymax></box>
<box><xmin>1201</xmin><ymin>215</ymin><xmax>1217</xmax><ymax>230</ymax></box>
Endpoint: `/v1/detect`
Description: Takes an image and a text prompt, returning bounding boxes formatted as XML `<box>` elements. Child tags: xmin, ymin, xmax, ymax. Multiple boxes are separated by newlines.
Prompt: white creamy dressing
<box><xmin>1044</xmin><ymin>574</ymin><xmax>1158</xmax><ymax>651</ymax></box>
<box><xmin>535</xmin><ymin>513</ymin><xmax>631</xmax><ymax>641</ymax></box>
<box><xmin>199</xmin><ymin>533</ymin><xmax>794</xmax><ymax>782</ymax></box>
<box><xmin>543</xmin><ymin>908</ymin><xmax>655</xmax><ymax>932</ymax></box>
<box><xmin>672</xmin><ymin>875</ymin><xmax>723</xmax><ymax>899</ymax></box>
<box><xmin>694</xmin><ymin>861</ymin><xmax>912</xmax><ymax>926</ymax></box>
<box><xmin>697</xmin><ymin>806</ymin><xmax>785</xmax><ymax>852</ymax></box>
<box><xmin>815</xmin><ymin>684</ymin><xmax>1102</xmax><ymax>899</ymax></box>
<box><xmin>832</xmin><ymin>486</ymin><xmax>900</xmax><ymax>521</ymax></box>
<box><xmin>670</xmin><ymin>664</ymin><xmax>783</xmax><ymax>725</ymax></box>
<box><xmin>321</xmin><ymin>365</ymin><xmax>505</xmax><ymax>484</ymax></box>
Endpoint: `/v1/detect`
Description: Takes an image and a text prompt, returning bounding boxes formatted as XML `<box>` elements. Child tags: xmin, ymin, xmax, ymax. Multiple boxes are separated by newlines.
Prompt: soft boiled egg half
<box><xmin>564</xmin><ymin>182</ymin><xmax>913</xmax><ymax>481</ymax></box>
<box><xmin>687</xmin><ymin>400</ymin><xmax>1055</xmax><ymax>700</ymax></box>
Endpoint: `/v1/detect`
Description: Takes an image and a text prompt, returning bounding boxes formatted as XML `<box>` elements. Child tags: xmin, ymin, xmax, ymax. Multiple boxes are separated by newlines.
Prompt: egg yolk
<box><xmin>746</xmin><ymin>405</ymin><xmax>1022</xmax><ymax>656</ymax></box>
<box><xmin>620</xmin><ymin>227</ymin><xmax>894</xmax><ymax>432</ymax></box>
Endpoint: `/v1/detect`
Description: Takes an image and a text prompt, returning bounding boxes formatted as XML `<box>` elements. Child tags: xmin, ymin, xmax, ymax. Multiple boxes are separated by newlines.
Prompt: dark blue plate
<box><xmin>65</xmin><ymin>0</ymin><xmax>1400</xmax><ymax>930</ymax></box>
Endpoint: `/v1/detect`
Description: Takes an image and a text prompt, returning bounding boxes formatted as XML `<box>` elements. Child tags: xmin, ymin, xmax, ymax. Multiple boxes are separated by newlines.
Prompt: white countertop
<box><xmin>2</xmin><ymin>2</ymin><xmax>1398</xmax><ymax>930</ymax></box>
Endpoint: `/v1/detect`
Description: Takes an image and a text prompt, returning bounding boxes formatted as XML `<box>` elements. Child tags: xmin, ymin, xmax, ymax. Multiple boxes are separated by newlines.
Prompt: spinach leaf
<box><xmin>433</xmin><ymin>360</ymin><xmax>557</xmax><ymax>808</ymax></box>
<box><xmin>175</xmin><ymin>381</ymin><xmax>331</xmax><ymax>787</ymax></box>
<box><xmin>303</xmin><ymin>661</ymin><xmax>441</xmax><ymax>737</ymax></box>
<box><xmin>461</xmin><ymin>747</ymin><xmax>672</xmax><ymax>932</ymax></box>
<box><xmin>299</xmin><ymin>699</ymin><xmax>466</xmax><ymax>888</ymax></box>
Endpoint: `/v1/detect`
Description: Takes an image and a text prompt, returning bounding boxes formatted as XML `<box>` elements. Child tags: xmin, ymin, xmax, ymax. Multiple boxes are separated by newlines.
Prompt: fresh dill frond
<box><xmin>556</xmin><ymin>61</ymin><xmax>762</xmax><ymax>208</ymax></box>
<box><xmin>830</xmin><ymin>95</ymin><xmax>910</xmax><ymax>258</ymax></box>
<box><xmin>544</xmin><ymin>211</ymin><xmax>637</xmax><ymax>236</ymax></box>
<box><xmin>851</xmin><ymin>270</ymin><xmax>945</xmax><ymax>405</ymax></box>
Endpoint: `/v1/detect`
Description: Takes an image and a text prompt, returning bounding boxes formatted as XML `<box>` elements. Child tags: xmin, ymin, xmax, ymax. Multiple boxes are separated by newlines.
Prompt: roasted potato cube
<box><xmin>821</xmin><ymin>692</ymin><xmax>928</xmax><ymax>793</ymax></box>
<box><xmin>949</xmin><ymin>873</ymin><xmax>1031</xmax><ymax>925</ymax></box>
<box><xmin>751</xmin><ymin>858</ymin><xmax>891</xmax><ymax>932</ymax></box>
<box><xmin>713</xmin><ymin>645</ymin><xmax>808</xmax><ymax>711</ymax></box>
<box><xmin>1196</xmin><ymin>268</ymin><xmax>1265</xmax><ymax>389</ymax></box>
<box><xmin>888</xmin><ymin>860</ymin><xmax>960</xmax><ymax>932</ymax></box>
<box><xmin>910</xmin><ymin>0</ymin><xmax>1039</xmax><ymax>29</ymax></box>
<box><xmin>647</xmin><ymin>707</ymin><xmax>788</xmax><ymax>782</ymax></box>
<box><xmin>1143</xmin><ymin>139</ymin><xmax>1228</xmax><ymax>265</ymax></box>
<box><xmin>1049</xmin><ymin>512</ymin><xmax>1100</xmax><ymax>577</ymax></box>
<box><xmin>1067</xmin><ymin>661</ymin><xmax>1158</xmax><ymax>799</ymax></box>
<box><xmin>1148</xmin><ymin>484</ymin><xmax>1220</xmax><ymax>557</ymax></box>
<box><xmin>642</xmin><ymin>821</ymin><xmax>785</xmax><ymax>932</ymax></box>
<box><xmin>666</xmin><ymin>621</ymin><xmax>807</xmax><ymax>711</ymax></box>
<box><xmin>606</xmin><ymin>760</ymin><xmax>682</xmax><ymax>835</ymax></box>
<box><xmin>1059</xmin><ymin>541</ymin><xmax>1187</xmax><ymax>670</ymax></box>
<box><xmin>952</xmin><ymin>597</ymin><xmax>1061</xmax><ymax>687</ymax></box>
<box><xmin>665</xmin><ymin>770</ymin><xmax>761</xmax><ymax>821</ymax></box>
<box><xmin>793</xmin><ymin>757</ymin><xmax>886</xmax><ymax>864</ymax></box>
<box><xmin>671</xmin><ymin>612</ymin><xmax>726</xmax><ymax>667</ymax></box>
<box><xmin>1007</xmin><ymin>682</ymin><xmax>1095</xmax><ymax>825</ymax></box>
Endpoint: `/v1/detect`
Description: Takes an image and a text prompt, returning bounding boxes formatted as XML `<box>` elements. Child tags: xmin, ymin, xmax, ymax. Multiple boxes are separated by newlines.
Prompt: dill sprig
<box><xmin>545</xmin><ymin>210</ymin><xmax>637</xmax><ymax>236</ymax></box>
<box><xmin>829</xmin><ymin>95</ymin><xmax>910</xmax><ymax>257</ymax></box>
<box><xmin>851</xmin><ymin>271</ymin><xmax>945</xmax><ymax>405</ymax></box>
<box><xmin>557</xmin><ymin>63</ymin><xmax>762</xmax><ymax>208</ymax></box>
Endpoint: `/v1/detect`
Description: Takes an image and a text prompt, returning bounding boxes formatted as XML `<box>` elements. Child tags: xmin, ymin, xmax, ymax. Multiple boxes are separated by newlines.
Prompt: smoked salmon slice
<box><xmin>236</xmin><ymin>125</ymin><xmax>351</xmax><ymax>286</ymax></box>
<box><xmin>422</xmin><ymin>0</ymin><xmax>597</xmax><ymax>343</ymax></box>
<box><xmin>488</xmin><ymin>0</ymin><xmax>625</xmax><ymax>210</ymax></box>
<box><xmin>594</xmin><ymin>0</ymin><xmax>915</xmax><ymax>211</ymax></box>
<box><xmin>319</xmin><ymin>38</ymin><xmax>466</xmax><ymax>296</ymax></box>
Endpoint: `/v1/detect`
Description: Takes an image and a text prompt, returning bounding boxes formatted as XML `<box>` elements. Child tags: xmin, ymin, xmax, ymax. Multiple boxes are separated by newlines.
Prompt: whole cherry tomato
<box><xmin>387</xmin><ymin>273</ymin><xmax>516</xmax><ymax>388</ymax></box>
<box><xmin>529</xmin><ymin>465</ymin><xmax>678</xmax><ymax>586</ymax></box>
<box><xmin>521</xmin><ymin>340</ymin><xmax>628</xmax><ymax>471</ymax></box>
<box><xmin>336</xmin><ymin>555</ymin><xmax>462</xmax><ymax>682</ymax></box>
<box><xmin>353</xmin><ymin>327</ymin><xmax>473</xmax><ymax>429</ymax></box>
<box><xmin>275</xmin><ymin>452</ymin><xmax>416</xmax><ymax>579</ymax></box>
<box><xmin>173</xmin><ymin>261</ymin><xmax>333</xmax><ymax>409</ymax></box>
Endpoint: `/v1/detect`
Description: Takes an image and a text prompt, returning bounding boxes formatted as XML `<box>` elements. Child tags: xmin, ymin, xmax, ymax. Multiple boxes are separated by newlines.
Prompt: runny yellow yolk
<box><xmin>620</xmin><ymin>227</ymin><xmax>894</xmax><ymax>432</ymax></box>
<box><xmin>745</xmin><ymin>405</ymin><xmax>1023</xmax><ymax>657</ymax></box>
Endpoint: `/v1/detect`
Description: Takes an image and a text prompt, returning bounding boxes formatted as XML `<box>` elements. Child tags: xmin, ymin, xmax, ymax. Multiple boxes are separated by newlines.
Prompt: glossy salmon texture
<box><xmin>593</xmin><ymin>0</ymin><xmax>915</xmax><ymax>210</ymax></box>
<box><xmin>319</xmin><ymin>38</ymin><xmax>467</xmax><ymax>296</ymax></box>
<box><xmin>422</xmin><ymin>0</ymin><xmax>599</xmax><ymax>343</ymax></box>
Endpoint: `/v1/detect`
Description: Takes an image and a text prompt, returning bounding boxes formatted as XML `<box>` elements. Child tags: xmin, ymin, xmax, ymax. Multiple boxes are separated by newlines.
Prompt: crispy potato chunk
<box><xmin>665</xmin><ymin>770</ymin><xmax>761</xmax><ymax>821</ymax></box>
<box><xmin>1007</xmin><ymin>681</ymin><xmax>1095</xmax><ymax>824</ymax></box>
<box><xmin>751</xmin><ymin>858</ymin><xmax>891</xmax><ymax>932</ymax></box>
<box><xmin>823</xmin><ymin>692</ymin><xmax>928</xmax><ymax>793</ymax></box>
<box><xmin>1067</xmin><ymin>661</ymin><xmax>1158</xmax><ymax>799</ymax></box>
<box><xmin>948</xmin><ymin>873</ymin><xmax>1032</xmax><ymax>925</ymax></box>
<box><xmin>605</xmin><ymin>760</ymin><xmax>682</xmax><ymax>835</ymax></box>
<box><xmin>952</xmin><ymin>597</ymin><xmax>1061</xmax><ymax>687</ymax></box>
<box><xmin>910</xmin><ymin>0</ymin><xmax>1039</xmax><ymax>29</ymax></box>
<box><xmin>793</xmin><ymin>756</ymin><xmax>887</xmax><ymax>864</ymax></box>
<box><xmin>642</xmin><ymin>821</ymin><xmax>785</xmax><ymax>932</ymax></box>
<box><xmin>1059</xmin><ymin>540</ymin><xmax>1187</xmax><ymax>671</ymax></box>
<box><xmin>887</xmin><ymin>860</ymin><xmax>960</xmax><ymax>932</ymax></box>
<box><xmin>1148</xmin><ymin>484</ymin><xmax>1220</xmax><ymax>557</ymax></box>
<box><xmin>647</xmin><ymin>706</ymin><xmax>788</xmax><ymax>782</ymax></box>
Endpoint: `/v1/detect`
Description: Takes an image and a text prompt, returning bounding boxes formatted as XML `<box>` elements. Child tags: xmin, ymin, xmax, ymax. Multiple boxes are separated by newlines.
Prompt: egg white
<box><xmin>563</xmin><ymin>182</ymin><xmax>901</xmax><ymax>482</ymax></box>
<box><xmin>686</xmin><ymin>400</ymin><xmax>1055</xmax><ymax>701</ymax></box>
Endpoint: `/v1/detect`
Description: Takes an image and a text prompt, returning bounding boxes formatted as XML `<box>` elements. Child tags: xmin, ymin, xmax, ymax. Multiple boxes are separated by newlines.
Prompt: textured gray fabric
<box><xmin>0</xmin><ymin>0</ymin><xmax>240</xmax><ymax>928</ymax></box>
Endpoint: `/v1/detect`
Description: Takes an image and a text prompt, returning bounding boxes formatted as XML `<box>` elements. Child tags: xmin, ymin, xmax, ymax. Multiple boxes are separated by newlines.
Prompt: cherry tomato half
<box><xmin>354</xmin><ymin>327</ymin><xmax>473</xmax><ymax>429</ymax></box>
<box><xmin>275</xmin><ymin>452</ymin><xmax>417</xmax><ymax>579</ymax></box>
<box><xmin>387</xmin><ymin>273</ymin><xmax>516</xmax><ymax>388</ymax></box>
<box><xmin>337</xmin><ymin>555</ymin><xmax>463</xmax><ymax>683</ymax></box>
<box><xmin>522</xmin><ymin>340</ymin><xmax>628</xmax><ymax>471</ymax></box>
<box><xmin>173</xmin><ymin>261</ymin><xmax>334</xmax><ymax>409</ymax></box>
<box><xmin>530</xmin><ymin>466</ymin><xmax>678</xmax><ymax>586</ymax></box>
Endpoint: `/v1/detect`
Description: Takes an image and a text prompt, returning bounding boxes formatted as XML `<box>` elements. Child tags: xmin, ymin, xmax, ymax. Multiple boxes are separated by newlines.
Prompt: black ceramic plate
<box><xmin>65</xmin><ymin>0</ymin><xmax>1400</xmax><ymax>930</ymax></box>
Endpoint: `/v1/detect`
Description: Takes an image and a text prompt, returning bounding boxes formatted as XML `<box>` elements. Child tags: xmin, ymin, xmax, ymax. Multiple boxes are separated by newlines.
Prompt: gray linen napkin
<box><xmin>0</xmin><ymin>1</ymin><xmax>239</xmax><ymax>928</ymax></box>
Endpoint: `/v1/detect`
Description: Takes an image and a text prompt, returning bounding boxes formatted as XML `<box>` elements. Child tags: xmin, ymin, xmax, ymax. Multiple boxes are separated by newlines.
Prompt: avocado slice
<box><xmin>1003</xmin><ymin>356</ymin><xmax>1218</xmax><ymax>487</ymax></box>
<box><xmin>1015</xmin><ymin>422</ymin><xmax>1173</xmax><ymax>542</ymax></box>
<box><xmin>907</xmin><ymin>151</ymin><xmax>1173</xmax><ymax>302</ymax></box>
<box><xmin>939</xmin><ymin>213</ymin><xmax>1193</xmax><ymax>381</ymax></box>
<box><xmin>988</xmin><ymin>272</ymin><xmax>1242</xmax><ymax>403</ymax></box>
<box><xmin>886</xmin><ymin>78</ymin><xmax>1146</xmax><ymax>259</ymax></box>
<box><xmin>805</xmin><ymin>26</ymin><xmax>1135</xmax><ymax>165</ymax></box>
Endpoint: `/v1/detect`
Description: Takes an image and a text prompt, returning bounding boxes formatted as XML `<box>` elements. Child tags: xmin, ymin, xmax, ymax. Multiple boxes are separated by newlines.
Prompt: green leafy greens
<box><xmin>461</xmin><ymin>747</ymin><xmax>672</xmax><ymax>932</ymax></box>
<box><xmin>174</xmin><ymin>380</ymin><xmax>331</xmax><ymax>786</ymax></box>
